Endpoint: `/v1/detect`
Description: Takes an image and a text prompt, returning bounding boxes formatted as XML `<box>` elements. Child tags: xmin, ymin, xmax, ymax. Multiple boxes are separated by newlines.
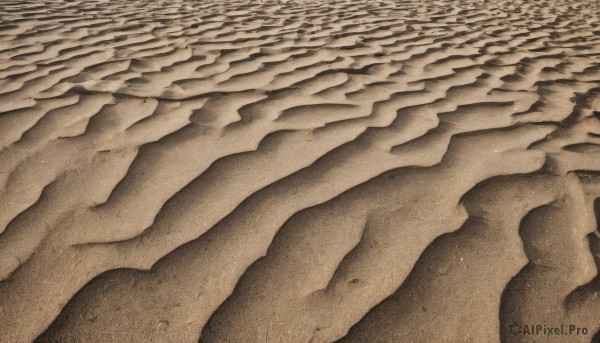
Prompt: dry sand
<box><xmin>1</xmin><ymin>0</ymin><xmax>600</xmax><ymax>342</ymax></box>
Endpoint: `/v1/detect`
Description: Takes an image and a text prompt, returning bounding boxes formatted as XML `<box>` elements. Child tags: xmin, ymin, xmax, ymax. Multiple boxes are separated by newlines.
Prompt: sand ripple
<box><xmin>0</xmin><ymin>0</ymin><xmax>600</xmax><ymax>342</ymax></box>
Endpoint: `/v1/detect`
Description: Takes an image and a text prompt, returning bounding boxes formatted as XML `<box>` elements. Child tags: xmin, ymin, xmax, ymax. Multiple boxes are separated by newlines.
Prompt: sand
<box><xmin>0</xmin><ymin>0</ymin><xmax>600</xmax><ymax>342</ymax></box>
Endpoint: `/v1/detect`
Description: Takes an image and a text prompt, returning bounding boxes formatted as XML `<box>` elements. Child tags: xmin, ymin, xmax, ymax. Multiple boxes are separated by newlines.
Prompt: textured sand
<box><xmin>1</xmin><ymin>0</ymin><xmax>600</xmax><ymax>342</ymax></box>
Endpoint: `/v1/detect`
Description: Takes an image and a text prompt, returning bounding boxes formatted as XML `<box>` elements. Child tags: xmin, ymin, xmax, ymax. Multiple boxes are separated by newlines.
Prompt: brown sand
<box><xmin>1</xmin><ymin>0</ymin><xmax>600</xmax><ymax>342</ymax></box>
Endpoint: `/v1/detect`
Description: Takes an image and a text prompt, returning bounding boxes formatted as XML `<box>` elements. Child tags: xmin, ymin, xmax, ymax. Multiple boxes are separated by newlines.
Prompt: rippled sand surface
<box><xmin>1</xmin><ymin>0</ymin><xmax>600</xmax><ymax>342</ymax></box>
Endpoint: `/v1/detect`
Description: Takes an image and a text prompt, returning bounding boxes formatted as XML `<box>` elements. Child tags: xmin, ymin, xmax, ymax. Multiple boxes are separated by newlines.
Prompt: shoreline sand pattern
<box><xmin>1</xmin><ymin>0</ymin><xmax>600</xmax><ymax>342</ymax></box>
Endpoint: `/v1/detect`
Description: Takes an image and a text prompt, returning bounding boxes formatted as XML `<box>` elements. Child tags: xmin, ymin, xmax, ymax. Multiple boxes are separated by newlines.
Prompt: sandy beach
<box><xmin>1</xmin><ymin>0</ymin><xmax>600</xmax><ymax>342</ymax></box>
